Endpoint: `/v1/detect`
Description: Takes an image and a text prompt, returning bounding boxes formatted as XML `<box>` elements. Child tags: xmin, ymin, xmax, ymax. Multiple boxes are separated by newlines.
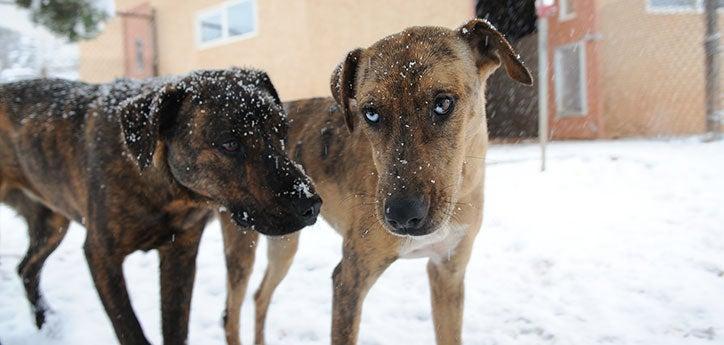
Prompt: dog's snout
<box><xmin>296</xmin><ymin>196</ymin><xmax>322</xmax><ymax>226</ymax></box>
<box><xmin>384</xmin><ymin>197</ymin><xmax>429</xmax><ymax>235</ymax></box>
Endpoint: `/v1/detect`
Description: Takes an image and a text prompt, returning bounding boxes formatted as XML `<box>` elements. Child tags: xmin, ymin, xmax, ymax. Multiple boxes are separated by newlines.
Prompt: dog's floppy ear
<box><xmin>255</xmin><ymin>70</ymin><xmax>282</xmax><ymax>105</ymax></box>
<box><xmin>458</xmin><ymin>18</ymin><xmax>533</xmax><ymax>85</ymax></box>
<box><xmin>234</xmin><ymin>67</ymin><xmax>283</xmax><ymax>105</ymax></box>
<box><xmin>118</xmin><ymin>84</ymin><xmax>182</xmax><ymax>170</ymax></box>
<box><xmin>330</xmin><ymin>48</ymin><xmax>363</xmax><ymax>132</ymax></box>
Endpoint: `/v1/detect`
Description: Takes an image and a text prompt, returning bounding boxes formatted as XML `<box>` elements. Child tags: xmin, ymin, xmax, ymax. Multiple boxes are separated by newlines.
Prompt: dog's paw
<box><xmin>38</xmin><ymin>310</ymin><xmax>63</xmax><ymax>339</ymax></box>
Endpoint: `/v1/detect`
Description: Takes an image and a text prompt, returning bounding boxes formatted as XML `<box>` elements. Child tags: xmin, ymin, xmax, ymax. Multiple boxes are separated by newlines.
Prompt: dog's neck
<box><xmin>142</xmin><ymin>143</ymin><xmax>211</xmax><ymax>209</ymax></box>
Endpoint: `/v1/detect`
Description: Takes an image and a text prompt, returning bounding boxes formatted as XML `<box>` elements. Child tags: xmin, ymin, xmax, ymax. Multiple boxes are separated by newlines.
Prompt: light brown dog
<box><xmin>221</xmin><ymin>19</ymin><xmax>532</xmax><ymax>345</ymax></box>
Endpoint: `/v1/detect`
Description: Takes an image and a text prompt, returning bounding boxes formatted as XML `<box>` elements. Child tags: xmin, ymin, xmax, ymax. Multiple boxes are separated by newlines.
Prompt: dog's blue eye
<box><xmin>364</xmin><ymin>109</ymin><xmax>380</xmax><ymax>124</ymax></box>
<box><xmin>433</xmin><ymin>95</ymin><xmax>454</xmax><ymax>117</ymax></box>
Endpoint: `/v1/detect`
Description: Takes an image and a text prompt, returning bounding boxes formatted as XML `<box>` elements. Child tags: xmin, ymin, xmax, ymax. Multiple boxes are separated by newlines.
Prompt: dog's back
<box><xmin>0</xmin><ymin>77</ymin><xmax>171</xmax><ymax>221</ymax></box>
<box><xmin>0</xmin><ymin>79</ymin><xmax>102</xmax><ymax>219</ymax></box>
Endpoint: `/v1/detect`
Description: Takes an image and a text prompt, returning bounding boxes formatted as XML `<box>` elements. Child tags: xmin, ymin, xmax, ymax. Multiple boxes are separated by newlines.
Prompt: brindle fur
<box><xmin>221</xmin><ymin>19</ymin><xmax>531</xmax><ymax>345</ymax></box>
<box><xmin>0</xmin><ymin>69</ymin><xmax>321</xmax><ymax>345</ymax></box>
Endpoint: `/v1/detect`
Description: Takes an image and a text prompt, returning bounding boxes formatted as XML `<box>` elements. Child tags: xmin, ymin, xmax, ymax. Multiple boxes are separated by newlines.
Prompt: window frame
<box><xmin>646</xmin><ymin>0</ymin><xmax>722</xmax><ymax>14</ymax></box>
<box><xmin>559</xmin><ymin>0</ymin><xmax>576</xmax><ymax>21</ymax></box>
<box><xmin>195</xmin><ymin>0</ymin><xmax>258</xmax><ymax>49</ymax></box>
<box><xmin>554</xmin><ymin>41</ymin><xmax>588</xmax><ymax>117</ymax></box>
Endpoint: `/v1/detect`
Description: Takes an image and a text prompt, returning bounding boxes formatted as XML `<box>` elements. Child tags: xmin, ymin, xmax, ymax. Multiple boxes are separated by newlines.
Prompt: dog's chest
<box><xmin>397</xmin><ymin>223</ymin><xmax>468</xmax><ymax>262</ymax></box>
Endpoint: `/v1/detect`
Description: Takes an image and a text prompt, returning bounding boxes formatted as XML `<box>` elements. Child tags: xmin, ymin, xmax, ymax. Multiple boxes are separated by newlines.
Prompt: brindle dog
<box><xmin>0</xmin><ymin>69</ymin><xmax>321</xmax><ymax>345</ymax></box>
<box><xmin>221</xmin><ymin>19</ymin><xmax>532</xmax><ymax>345</ymax></box>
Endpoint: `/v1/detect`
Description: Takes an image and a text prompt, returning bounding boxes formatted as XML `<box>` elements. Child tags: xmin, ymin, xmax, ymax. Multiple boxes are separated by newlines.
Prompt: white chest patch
<box><xmin>397</xmin><ymin>223</ymin><xmax>469</xmax><ymax>262</ymax></box>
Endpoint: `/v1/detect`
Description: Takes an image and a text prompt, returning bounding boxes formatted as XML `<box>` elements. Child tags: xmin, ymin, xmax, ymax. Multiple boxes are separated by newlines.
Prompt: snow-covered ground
<box><xmin>1</xmin><ymin>138</ymin><xmax>722</xmax><ymax>345</ymax></box>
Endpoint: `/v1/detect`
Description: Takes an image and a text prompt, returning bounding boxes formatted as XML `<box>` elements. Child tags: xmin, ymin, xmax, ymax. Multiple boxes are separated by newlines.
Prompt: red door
<box><xmin>122</xmin><ymin>3</ymin><xmax>156</xmax><ymax>79</ymax></box>
<box><xmin>547</xmin><ymin>0</ymin><xmax>602</xmax><ymax>139</ymax></box>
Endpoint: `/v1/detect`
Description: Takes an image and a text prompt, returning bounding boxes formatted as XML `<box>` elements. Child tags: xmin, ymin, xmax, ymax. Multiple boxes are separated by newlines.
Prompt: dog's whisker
<box><xmin>464</xmin><ymin>155</ymin><xmax>485</xmax><ymax>160</ymax></box>
<box><xmin>341</xmin><ymin>192</ymin><xmax>375</xmax><ymax>203</ymax></box>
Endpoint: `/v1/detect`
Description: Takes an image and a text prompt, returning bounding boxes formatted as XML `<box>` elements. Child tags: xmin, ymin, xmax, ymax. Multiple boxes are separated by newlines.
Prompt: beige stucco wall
<box><xmin>596</xmin><ymin>0</ymin><xmax>723</xmax><ymax>137</ymax></box>
<box><xmin>78</xmin><ymin>14</ymin><xmax>125</xmax><ymax>83</ymax></box>
<box><xmin>79</xmin><ymin>0</ymin><xmax>474</xmax><ymax>100</ymax></box>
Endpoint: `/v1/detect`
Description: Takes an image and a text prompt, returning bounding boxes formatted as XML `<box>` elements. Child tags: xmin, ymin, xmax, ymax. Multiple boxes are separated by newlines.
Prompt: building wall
<box><xmin>79</xmin><ymin>0</ymin><xmax>474</xmax><ymax>100</ymax></box>
<box><xmin>596</xmin><ymin>0</ymin><xmax>723</xmax><ymax>137</ymax></box>
<box><xmin>78</xmin><ymin>13</ymin><xmax>125</xmax><ymax>83</ymax></box>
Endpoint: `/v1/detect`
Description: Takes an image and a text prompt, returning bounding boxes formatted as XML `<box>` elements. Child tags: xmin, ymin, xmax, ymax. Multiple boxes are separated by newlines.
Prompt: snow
<box><xmin>1</xmin><ymin>138</ymin><xmax>723</xmax><ymax>345</ymax></box>
<box><xmin>294</xmin><ymin>181</ymin><xmax>314</xmax><ymax>199</ymax></box>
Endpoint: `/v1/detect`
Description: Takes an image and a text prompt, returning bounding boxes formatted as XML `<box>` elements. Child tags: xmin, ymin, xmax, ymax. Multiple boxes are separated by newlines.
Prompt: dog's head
<box><xmin>118</xmin><ymin>69</ymin><xmax>321</xmax><ymax>236</ymax></box>
<box><xmin>330</xmin><ymin>19</ymin><xmax>531</xmax><ymax>236</ymax></box>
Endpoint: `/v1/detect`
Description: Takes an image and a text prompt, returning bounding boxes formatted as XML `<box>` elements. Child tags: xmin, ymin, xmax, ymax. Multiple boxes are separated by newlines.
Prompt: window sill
<box><xmin>197</xmin><ymin>31</ymin><xmax>258</xmax><ymax>50</ymax></box>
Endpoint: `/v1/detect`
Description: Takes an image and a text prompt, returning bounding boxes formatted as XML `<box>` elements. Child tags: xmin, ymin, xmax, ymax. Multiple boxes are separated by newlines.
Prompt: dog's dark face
<box><xmin>119</xmin><ymin>69</ymin><xmax>321</xmax><ymax>236</ymax></box>
<box><xmin>331</xmin><ymin>20</ymin><xmax>531</xmax><ymax>237</ymax></box>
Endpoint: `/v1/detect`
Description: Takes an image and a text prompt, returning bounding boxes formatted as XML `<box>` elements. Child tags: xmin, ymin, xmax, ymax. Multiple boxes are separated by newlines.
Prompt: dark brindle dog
<box><xmin>0</xmin><ymin>69</ymin><xmax>321</xmax><ymax>345</ymax></box>
<box><xmin>221</xmin><ymin>19</ymin><xmax>532</xmax><ymax>345</ymax></box>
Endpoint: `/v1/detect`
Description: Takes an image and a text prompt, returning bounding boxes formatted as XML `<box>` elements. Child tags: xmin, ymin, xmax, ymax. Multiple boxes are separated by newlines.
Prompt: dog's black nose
<box><xmin>297</xmin><ymin>196</ymin><xmax>322</xmax><ymax>226</ymax></box>
<box><xmin>384</xmin><ymin>197</ymin><xmax>429</xmax><ymax>235</ymax></box>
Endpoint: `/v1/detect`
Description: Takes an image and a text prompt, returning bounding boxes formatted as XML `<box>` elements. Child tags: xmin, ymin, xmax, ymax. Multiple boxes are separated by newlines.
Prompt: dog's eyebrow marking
<box><xmin>320</xmin><ymin>126</ymin><xmax>333</xmax><ymax>160</ymax></box>
<box><xmin>294</xmin><ymin>141</ymin><xmax>305</xmax><ymax>167</ymax></box>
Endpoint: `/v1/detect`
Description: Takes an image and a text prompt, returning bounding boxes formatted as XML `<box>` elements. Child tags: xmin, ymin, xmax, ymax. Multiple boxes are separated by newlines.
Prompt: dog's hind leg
<box><xmin>7</xmin><ymin>190</ymin><xmax>70</xmax><ymax>329</ymax></box>
<box><xmin>252</xmin><ymin>232</ymin><xmax>299</xmax><ymax>345</ymax></box>
<box><xmin>220</xmin><ymin>212</ymin><xmax>258</xmax><ymax>345</ymax></box>
<box><xmin>158</xmin><ymin>223</ymin><xmax>204</xmax><ymax>345</ymax></box>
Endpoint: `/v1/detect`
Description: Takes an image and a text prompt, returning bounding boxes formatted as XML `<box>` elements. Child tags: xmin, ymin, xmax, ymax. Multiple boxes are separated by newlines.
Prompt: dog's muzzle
<box><xmin>384</xmin><ymin>196</ymin><xmax>430</xmax><ymax>236</ymax></box>
<box><xmin>293</xmin><ymin>195</ymin><xmax>322</xmax><ymax>226</ymax></box>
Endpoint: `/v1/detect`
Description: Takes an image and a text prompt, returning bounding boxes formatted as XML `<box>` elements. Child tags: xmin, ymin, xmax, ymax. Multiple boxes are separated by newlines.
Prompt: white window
<box><xmin>647</xmin><ymin>0</ymin><xmax>723</xmax><ymax>12</ymax></box>
<box><xmin>555</xmin><ymin>42</ymin><xmax>587</xmax><ymax>117</ymax></box>
<box><xmin>196</xmin><ymin>0</ymin><xmax>257</xmax><ymax>48</ymax></box>
<box><xmin>559</xmin><ymin>0</ymin><xmax>575</xmax><ymax>20</ymax></box>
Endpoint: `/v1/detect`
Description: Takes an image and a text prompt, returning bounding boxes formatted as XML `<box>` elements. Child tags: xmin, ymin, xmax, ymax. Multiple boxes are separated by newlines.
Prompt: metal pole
<box><xmin>537</xmin><ymin>15</ymin><xmax>549</xmax><ymax>171</ymax></box>
<box><xmin>704</xmin><ymin>0</ymin><xmax>721</xmax><ymax>141</ymax></box>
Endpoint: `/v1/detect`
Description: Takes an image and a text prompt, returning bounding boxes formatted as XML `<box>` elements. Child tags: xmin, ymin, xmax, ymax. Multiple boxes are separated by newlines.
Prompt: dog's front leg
<box><xmin>331</xmin><ymin>232</ymin><xmax>397</xmax><ymax>345</ymax></box>
<box><xmin>83</xmin><ymin>231</ymin><xmax>150</xmax><ymax>345</ymax></box>
<box><xmin>427</xmin><ymin>241</ymin><xmax>473</xmax><ymax>345</ymax></box>
<box><xmin>427</xmin><ymin>198</ymin><xmax>482</xmax><ymax>345</ymax></box>
<box><xmin>158</xmin><ymin>225</ymin><xmax>204</xmax><ymax>345</ymax></box>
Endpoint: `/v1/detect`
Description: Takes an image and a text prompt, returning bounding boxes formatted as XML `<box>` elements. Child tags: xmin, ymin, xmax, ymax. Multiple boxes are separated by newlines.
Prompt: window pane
<box><xmin>228</xmin><ymin>1</ymin><xmax>255</xmax><ymax>37</ymax></box>
<box><xmin>134</xmin><ymin>38</ymin><xmax>144</xmax><ymax>71</ymax></box>
<box><xmin>649</xmin><ymin>0</ymin><xmax>698</xmax><ymax>8</ymax></box>
<box><xmin>561</xmin><ymin>0</ymin><xmax>574</xmax><ymax>16</ymax></box>
<box><xmin>200</xmin><ymin>12</ymin><xmax>223</xmax><ymax>43</ymax></box>
<box><xmin>555</xmin><ymin>44</ymin><xmax>586</xmax><ymax>116</ymax></box>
